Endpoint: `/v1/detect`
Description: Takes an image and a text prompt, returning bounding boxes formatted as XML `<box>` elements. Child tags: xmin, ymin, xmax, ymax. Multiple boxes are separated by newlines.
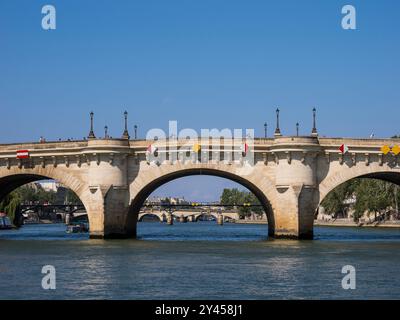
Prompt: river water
<box><xmin>0</xmin><ymin>222</ymin><xmax>400</xmax><ymax>299</ymax></box>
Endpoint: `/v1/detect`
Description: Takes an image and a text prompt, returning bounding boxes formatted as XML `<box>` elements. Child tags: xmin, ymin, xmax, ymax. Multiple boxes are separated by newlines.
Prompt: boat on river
<box><xmin>66</xmin><ymin>222</ymin><xmax>89</xmax><ymax>233</ymax></box>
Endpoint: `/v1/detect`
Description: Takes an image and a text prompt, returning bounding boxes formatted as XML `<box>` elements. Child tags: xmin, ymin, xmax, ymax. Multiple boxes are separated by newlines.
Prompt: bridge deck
<box><xmin>1</xmin><ymin>137</ymin><xmax>399</xmax><ymax>157</ymax></box>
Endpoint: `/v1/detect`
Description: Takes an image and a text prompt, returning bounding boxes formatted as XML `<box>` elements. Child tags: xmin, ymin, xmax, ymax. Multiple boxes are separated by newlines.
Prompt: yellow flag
<box><xmin>392</xmin><ymin>145</ymin><xmax>400</xmax><ymax>155</ymax></box>
<box><xmin>192</xmin><ymin>143</ymin><xmax>201</xmax><ymax>153</ymax></box>
<box><xmin>381</xmin><ymin>145</ymin><xmax>391</xmax><ymax>155</ymax></box>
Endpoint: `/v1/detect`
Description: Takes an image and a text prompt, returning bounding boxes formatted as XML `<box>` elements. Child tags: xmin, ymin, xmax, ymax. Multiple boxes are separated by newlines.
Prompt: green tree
<box><xmin>321</xmin><ymin>178</ymin><xmax>400</xmax><ymax>222</ymax></box>
<box><xmin>0</xmin><ymin>191</ymin><xmax>21</xmax><ymax>225</ymax></box>
<box><xmin>353</xmin><ymin>179</ymin><xmax>398</xmax><ymax>221</ymax></box>
<box><xmin>64</xmin><ymin>189</ymin><xmax>82</xmax><ymax>205</ymax></box>
<box><xmin>321</xmin><ymin>179</ymin><xmax>359</xmax><ymax>219</ymax></box>
<box><xmin>220</xmin><ymin>188</ymin><xmax>262</xmax><ymax>218</ymax></box>
<box><xmin>16</xmin><ymin>184</ymin><xmax>56</xmax><ymax>204</ymax></box>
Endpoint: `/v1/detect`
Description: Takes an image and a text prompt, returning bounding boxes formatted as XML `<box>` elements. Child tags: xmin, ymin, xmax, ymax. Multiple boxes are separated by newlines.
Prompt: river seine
<box><xmin>0</xmin><ymin>222</ymin><xmax>399</xmax><ymax>299</ymax></box>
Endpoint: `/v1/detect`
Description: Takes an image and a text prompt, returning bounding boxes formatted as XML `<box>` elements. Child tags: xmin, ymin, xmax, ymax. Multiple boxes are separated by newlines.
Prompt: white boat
<box><xmin>66</xmin><ymin>222</ymin><xmax>89</xmax><ymax>233</ymax></box>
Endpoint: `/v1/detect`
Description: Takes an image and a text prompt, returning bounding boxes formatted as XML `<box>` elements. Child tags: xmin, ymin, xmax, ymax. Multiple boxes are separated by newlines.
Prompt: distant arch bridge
<box><xmin>138</xmin><ymin>210</ymin><xmax>240</xmax><ymax>222</ymax></box>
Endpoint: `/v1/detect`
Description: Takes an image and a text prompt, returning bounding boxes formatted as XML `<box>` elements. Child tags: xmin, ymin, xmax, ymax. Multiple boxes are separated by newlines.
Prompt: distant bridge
<box><xmin>20</xmin><ymin>204</ymin><xmax>85</xmax><ymax>214</ymax></box>
<box><xmin>138</xmin><ymin>210</ymin><xmax>240</xmax><ymax>222</ymax></box>
<box><xmin>19</xmin><ymin>204</ymin><xmax>85</xmax><ymax>220</ymax></box>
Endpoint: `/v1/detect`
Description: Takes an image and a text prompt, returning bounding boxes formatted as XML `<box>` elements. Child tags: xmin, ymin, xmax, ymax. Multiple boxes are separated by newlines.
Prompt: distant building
<box><xmin>169</xmin><ymin>197</ymin><xmax>188</xmax><ymax>205</ymax></box>
<box><xmin>37</xmin><ymin>180</ymin><xmax>60</xmax><ymax>192</ymax></box>
<box><xmin>145</xmin><ymin>196</ymin><xmax>189</xmax><ymax>205</ymax></box>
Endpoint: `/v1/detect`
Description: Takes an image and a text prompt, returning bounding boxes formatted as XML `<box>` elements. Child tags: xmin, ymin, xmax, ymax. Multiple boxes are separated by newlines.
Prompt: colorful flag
<box><xmin>339</xmin><ymin>144</ymin><xmax>348</xmax><ymax>154</ymax></box>
<box><xmin>147</xmin><ymin>145</ymin><xmax>158</xmax><ymax>155</ymax></box>
<box><xmin>392</xmin><ymin>145</ymin><xmax>400</xmax><ymax>155</ymax></box>
<box><xmin>16</xmin><ymin>150</ymin><xmax>29</xmax><ymax>159</ymax></box>
<box><xmin>381</xmin><ymin>145</ymin><xmax>391</xmax><ymax>155</ymax></box>
<box><xmin>240</xmin><ymin>143</ymin><xmax>249</xmax><ymax>155</ymax></box>
<box><xmin>192</xmin><ymin>143</ymin><xmax>201</xmax><ymax>153</ymax></box>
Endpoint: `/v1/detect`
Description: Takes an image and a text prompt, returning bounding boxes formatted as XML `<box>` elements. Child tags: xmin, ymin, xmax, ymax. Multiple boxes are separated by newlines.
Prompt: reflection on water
<box><xmin>0</xmin><ymin>222</ymin><xmax>400</xmax><ymax>299</ymax></box>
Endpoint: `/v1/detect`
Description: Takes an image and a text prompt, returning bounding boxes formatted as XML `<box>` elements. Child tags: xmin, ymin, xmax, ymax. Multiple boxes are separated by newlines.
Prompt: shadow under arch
<box><xmin>128</xmin><ymin>168</ymin><xmax>275</xmax><ymax>237</ymax></box>
<box><xmin>194</xmin><ymin>213</ymin><xmax>217</xmax><ymax>222</ymax></box>
<box><xmin>0</xmin><ymin>173</ymin><xmax>89</xmax><ymax>225</ymax></box>
<box><xmin>0</xmin><ymin>174</ymin><xmax>51</xmax><ymax>202</ymax></box>
<box><xmin>360</xmin><ymin>172</ymin><xmax>400</xmax><ymax>185</ymax></box>
<box><xmin>138</xmin><ymin>213</ymin><xmax>165</xmax><ymax>222</ymax></box>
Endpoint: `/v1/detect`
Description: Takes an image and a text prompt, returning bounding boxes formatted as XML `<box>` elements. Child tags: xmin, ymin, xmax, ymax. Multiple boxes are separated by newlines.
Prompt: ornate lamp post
<box><xmin>104</xmin><ymin>125</ymin><xmax>108</xmax><ymax>139</ymax></box>
<box><xmin>296</xmin><ymin>122</ymin><xmax>299</xmax><ymax>137</ymax></box>
<box><xmin>88</xmin><ymin>111</ymin><xmax>95</xmax><ymax>139</ymax></box>
<box><xmin>264</xmin><ymin>122</ymin><xmax>267</xmax><ymax>138</ymax></box>
<box><xmin>134</xmin><ymin>124</ymin><xmax>138</xmax><ymax>140</ymax></box>
<box><xmin>311</xmin><ymin>107</ymin><xmax>318</xmax><ymax>136</ymax></box>
<box><xmin>122</xmin><ymin>111</ymin><xmax>130</xmax><ymax>139</ymax></box>
<box><xmin>274</xmin><ymin>108</ymin><xmax>282</xmax><ymax>136</ymax></box>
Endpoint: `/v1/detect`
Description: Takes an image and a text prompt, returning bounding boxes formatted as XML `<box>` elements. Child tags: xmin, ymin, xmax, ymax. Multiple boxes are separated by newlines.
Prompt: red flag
<box><xmin>16</xmin><ymin>150</ymin><xmax>29</xmax><ymax>159</ymax></box>
<box><xmin>339</xmin><ymin>144</ymin><xmax>349</xmax><ymax>154</ymax></box>
<box><xmin>146</xmin><ymin>145</ymin><xmax>158</xmax><ymax>155</ymax></box>
<box><xmin>240</xmin><ymin>143</ymin><xmax>249</xmax><ymax>155</ymax></box>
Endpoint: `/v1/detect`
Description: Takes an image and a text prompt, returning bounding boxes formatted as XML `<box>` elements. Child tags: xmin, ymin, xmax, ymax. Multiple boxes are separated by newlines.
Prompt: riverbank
<box><xmin>314</xmin><ymin>219</ymin><xmax>400</xmax><ymax>228</ymax></box>
<box><xmin>24</xmin><ymin>219</ymin><xmax>55</xmax><ymax>225</ymax></box>
<box><xmin>234</xmin><ymin>220</ymin><xmax>267</xmax><ymax>225</ymax></box>
<box><xmin>235</xmin><ymin>219</ymin><xmax>400</xmax><ymax>228</ymax></box>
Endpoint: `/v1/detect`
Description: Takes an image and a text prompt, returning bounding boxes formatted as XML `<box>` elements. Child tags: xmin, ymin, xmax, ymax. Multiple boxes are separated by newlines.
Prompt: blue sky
<box><xmin>1</xmin><ymin>0</ymin><xmax>399</xmax><ymax>200</ymax></box>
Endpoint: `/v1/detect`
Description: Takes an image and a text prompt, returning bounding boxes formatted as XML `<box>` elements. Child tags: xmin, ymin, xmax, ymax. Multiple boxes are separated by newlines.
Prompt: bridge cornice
<box><xmin>318</xmin><ymin>137</ymin><xmax>400</xmax><ymax>147</ymax></box>
<box><xmin>1</xmin><ymin>137</ymin><xmax>399</xmax><ymax>162</ymax></box>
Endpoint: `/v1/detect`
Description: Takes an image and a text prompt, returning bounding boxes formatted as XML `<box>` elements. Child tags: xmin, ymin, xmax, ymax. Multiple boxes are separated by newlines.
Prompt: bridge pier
<box><xmin>86</xmin><ymin>185</ymin><xmax>134</xmax><ymax>239</ymax></box>
<box><xmin>166</xmin><ymin>213</ymin><xmax>174</xmax><ymax>225</ymax></box>
<box><xmin>85</xmin><ymin>141</ymin><xmax>135</xmax><ymax>239</ymax></box>
<box><xmin>270</xmin><ymin>183</ymin><xmax>318</xmax><ymax>240</ymax></box>
<box><xmin>271</xmin><ymin>138</ymin><xmax>320</xmax><ymax>239</ymax></box>
<box><xmin>65</xmin><ymin>213</ymin><xmax>71</xmax><ymax>225</ymax></box>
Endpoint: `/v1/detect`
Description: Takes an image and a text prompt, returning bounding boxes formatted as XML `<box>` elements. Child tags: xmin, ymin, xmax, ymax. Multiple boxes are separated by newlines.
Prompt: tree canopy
<box><xmin>321</xmin><ymin>178</ymin><xmax>400</xmax><ymax>221</ymax></box>
<box><xmin>220</xmin><ymin>188</ymin><xmax>263</xmax><ymax>217</ymax></box>
<box><xmin>0</xmin><ymin>183</ymin><xmax>83</xmax><ymax>226</ymax></box>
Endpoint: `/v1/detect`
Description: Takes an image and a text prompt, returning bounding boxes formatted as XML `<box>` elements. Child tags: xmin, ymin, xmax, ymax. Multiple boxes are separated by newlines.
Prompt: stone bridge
<box><xmin>1</xmin><ymin>134</ymin><xmax>400</xmax><ymax>239</ymax></box>
<box><xmin>138</xmin><ymin>210</ymin><xmax>240</xmax><ymax>222</ymax></box>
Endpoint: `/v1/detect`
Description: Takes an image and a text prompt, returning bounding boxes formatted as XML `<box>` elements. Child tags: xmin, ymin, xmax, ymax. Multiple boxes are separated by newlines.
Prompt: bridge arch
<box><xmin>319</xmin><ymin>163</ymin><xmax>400</xmax><ymax>205</ymax></box>
<box><xmin>194</xmin><ymin>212</ymin><xmax>217</xmax><ymax>222</ymax></box>
<box><xmin>190</xmin><ymin>211</ymin><xmax>240</xmax><ymax>221</ymax></box>
<box><xmin>316</xmin><ymin>162</ymin><xmax>400</xmax><ymax>225</ymax></box>
<box><xmin>138</xmin><ymin>212</ymin><xmax>165</xmax><ymax>222</ymax></box>
<box><xmin>128</xmin><ymin>164</ymin><xmax>277</xmax><ymax>236</ymax></box>
<box><xmin>0</xmin><ymin>166</ymin><xmax>93</xmax><ymax>228</ymax></box>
